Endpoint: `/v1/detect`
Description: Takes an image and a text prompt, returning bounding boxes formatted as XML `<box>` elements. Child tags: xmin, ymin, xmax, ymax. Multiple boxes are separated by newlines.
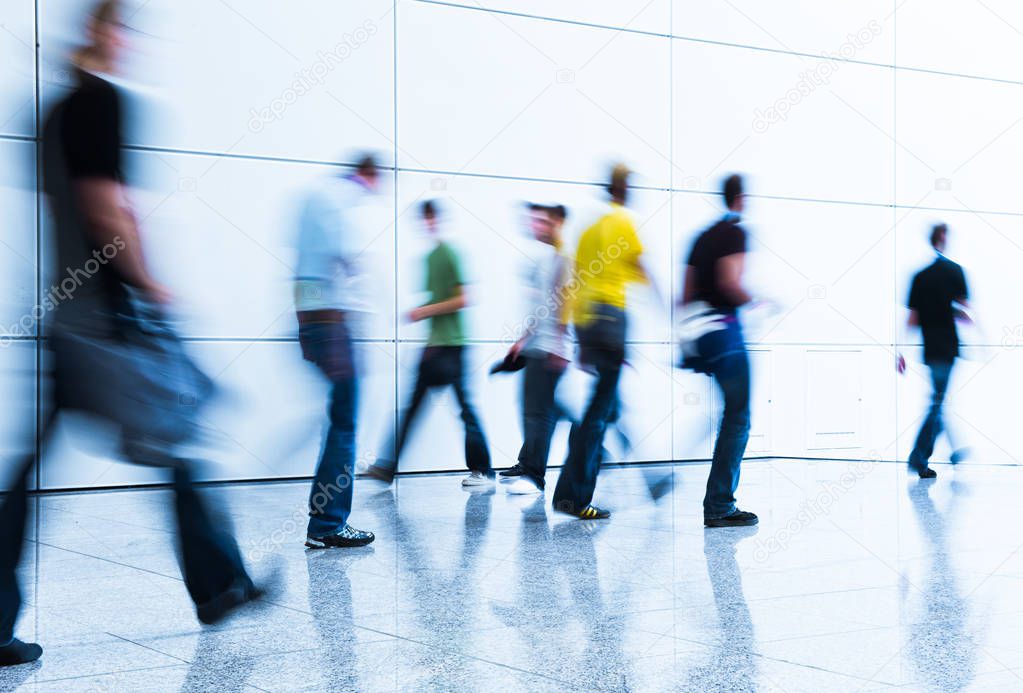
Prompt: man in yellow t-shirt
<box><xmin>553</xmin><ymin>164</ymin><xmax>652</xmax><ymax>520</ymax></box>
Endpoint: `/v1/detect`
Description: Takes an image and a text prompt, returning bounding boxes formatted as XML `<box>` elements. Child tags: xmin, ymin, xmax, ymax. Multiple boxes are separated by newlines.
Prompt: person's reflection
<box><xmin>377</xmin><ymin>485</ymin><xmax>493</xmax><ymax>687</ymax></box>
<box><xmin>676</xmin><ymin>526</ymin><xmax>759</xmax><ymax>690</ymax></box>
<box><xmin>488</xmin><ymin>498</ymin><xmax>562</xmax><ymax>673</ymax></box>
<box><xmin>550</xmin><ymin>520</ymin><xmax>633</xmax><ymax>687</ymax></box>
<box><xmin>303</xmin><ymin>548</ymin><xmax>368</xmax><ymax>691</ymax></box>
<box><xmin>904</xmin><ymin>480</ymin><xmax>976</xmax><ymax>691</ymax></box>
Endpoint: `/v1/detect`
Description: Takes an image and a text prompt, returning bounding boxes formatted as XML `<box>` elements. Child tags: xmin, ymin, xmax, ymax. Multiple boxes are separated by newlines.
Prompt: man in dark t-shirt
<box><xmin>1</xmin><ymin>2</ymin><xmax>262</xmax><ymax>667</ymax></box>
<box><xmin>681</xmin><ymin>174</ymin><xmax>758</xmax><ymax>528</ymax></box>
<box><xmin>899</xmin><ymin>224</ymin><xmax>970</xmax><ymax>478</ymax></box>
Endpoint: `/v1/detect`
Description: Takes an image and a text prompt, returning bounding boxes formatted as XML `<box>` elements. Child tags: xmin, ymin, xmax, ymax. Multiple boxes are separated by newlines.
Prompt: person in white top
<box><xmin>295</xmin><ymin>155</ymin><xmax>379</xmax><ymax>549</ymax></box>
<box><xmin>503</xmin><ymin>204</ymin><xmax>573</xmax><ymax>495</ymax></box>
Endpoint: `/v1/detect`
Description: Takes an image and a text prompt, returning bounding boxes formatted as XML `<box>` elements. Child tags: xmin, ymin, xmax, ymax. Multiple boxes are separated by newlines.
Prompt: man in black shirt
<box><xmin>1</xmin><ymin>1</ymin><xmax>262</xmax><ymax>667</ymax></box>
<box><xmin>898</xmin><ymin>224</ymin><xmax>970</xmax><ymax>479</ymax></box>
<box><xmin>681</xmin><ymin>174</ymin><xmax>758</xmax><ymax>528</ymax></box>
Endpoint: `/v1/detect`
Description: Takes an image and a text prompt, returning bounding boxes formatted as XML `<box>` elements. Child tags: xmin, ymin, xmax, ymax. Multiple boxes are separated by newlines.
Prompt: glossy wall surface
<box><xmin>3</xmin><ymin>1</ymin><xmax>1022</xmax><ymax>488</ymax></box>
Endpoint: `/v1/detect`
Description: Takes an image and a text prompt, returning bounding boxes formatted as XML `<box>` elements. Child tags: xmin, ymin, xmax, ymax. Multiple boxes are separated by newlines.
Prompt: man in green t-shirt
<box><xmin>368</xmin><ymin>200</ymin><xmax>493</xmax><ymax>486</ymax></box>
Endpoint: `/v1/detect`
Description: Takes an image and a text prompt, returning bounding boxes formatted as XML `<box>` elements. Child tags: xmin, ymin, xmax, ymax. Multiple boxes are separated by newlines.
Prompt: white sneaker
<box><xmin>461</xmin><ymin>471</ymin><xmax>494</xmax><ymax>487</ymax></box>
<box><xmin>505</xmin><ymin>478</ymin><xmax>542</xmax><ymax>495</ymax></box>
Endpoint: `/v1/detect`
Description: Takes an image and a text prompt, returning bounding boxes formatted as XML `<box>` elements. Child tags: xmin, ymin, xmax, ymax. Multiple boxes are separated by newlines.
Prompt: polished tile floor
<box><xmin>3</xmin><ymin>458</ymin><xmax>1023</xmax><ymax>692</ymax></box>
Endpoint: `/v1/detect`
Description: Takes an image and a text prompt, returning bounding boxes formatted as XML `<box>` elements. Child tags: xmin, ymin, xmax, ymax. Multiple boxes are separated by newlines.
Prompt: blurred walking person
<box><xmin>1</xmin><ymin>1</ymin><xmax>265</xmax><ymax>667</ymax></box>
<box><xmin>501</xmin><ymin>203</ymin><xmax>573</xmax><ymax>495</ymax></box>
<box><xmin>680</xmin><ymin>174</ymin><xmax>758</xmax><ymax>527</ymax></box>
<box><xmin>294</xmin><ymin>155</ymin><xmax>379</xmax><ymax>548</ymax></box>
<box><xmin>368</xmin><ymin>200</ymin><xmax>493</xmax><ymax>486</ymax></box>
<box><xmin>552</xmin><ymin>165</ymin><xmax>653</xmax><ymax>520</ymax></box>
<box><xmin>897</xmin><ymin>223</ymin><xmax>971</xmax><ymax>479</ymax></box>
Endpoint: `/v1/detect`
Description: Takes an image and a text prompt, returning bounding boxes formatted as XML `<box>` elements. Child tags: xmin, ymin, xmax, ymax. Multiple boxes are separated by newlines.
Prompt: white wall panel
<box><xmin>673</xmin><ymin>40</ymin><xmax>893</xmax><ymax>204</ymax></box>
<box><xmin>19</xmin><ymin>0</ymin><xmax>1023</xmax><ymax>489</ymax></box>
<box><xmin>804</xmin><ymin>350</ymin><xmax>863</xmax><ymax>450</ymax></box>
<box><xmin>0</xmin><ymin>0</ymin><xmax>36</xmax><ymax>138</ymax></box>
<box><xmin>897</xmin><ymin>0</ymin><xmax>1023</xmax><ymax>82</ymax></box>
<box><xmin>430</xmin><ymin>0</ymin><xmax>670</xmax><ymax>34</ymax></box>
<box><xmin>895</xmin><ymin>71</ymin><xmax>1023</xmax><ymax>214</ymax></box>
<box><xmin>0</xmin><ymin>140</ymin><xmax>38</xmax><ymax>332</ymax></box>
<box><xmin>41</xmin><ymin>0</ymin><xmax>394</xmax><ymax>162</ymax></box>
<box><xmin>398</xmin><ymin>2</ymin><xmax>671</xmax><ymax>187</ymax></box>
<box><xmin>395</xmin><ymin>172</ymin><xmax>670</xmax><ymax>344</ymax></box>
<box><xmin>768</xmin><ymin>346</ymin><xmax>897</xmax><ymax>461</ymax></box>
<box><xmin>674</xmin><ymin>1</ymin><xmax>894</xmax><ymax>66</ymax></box>
<box><xmin>113</xmin><ymin>151</ymin><xmax>394</xmax><ymax>340</ymax></box>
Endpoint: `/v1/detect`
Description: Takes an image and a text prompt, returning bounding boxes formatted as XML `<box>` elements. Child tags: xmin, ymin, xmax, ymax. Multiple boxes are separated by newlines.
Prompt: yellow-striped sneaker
<box><xmin>558</xmin><ymin>504</ymin><xmax>610</xmax><ymax>520</ymax></box>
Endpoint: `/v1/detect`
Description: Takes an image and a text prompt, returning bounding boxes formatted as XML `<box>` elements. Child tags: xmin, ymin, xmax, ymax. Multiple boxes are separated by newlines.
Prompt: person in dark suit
<box><xmin>898</xmin><ymin>223</ymin><xmax>970</xmax><ymax>478</ymax></box>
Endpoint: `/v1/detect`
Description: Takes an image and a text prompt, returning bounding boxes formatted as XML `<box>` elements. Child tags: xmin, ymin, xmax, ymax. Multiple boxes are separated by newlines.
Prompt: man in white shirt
<box><xmin>295</xmin><ymin>155</ymin><xmax>379</xmax><ymax>549</ymax></box>
<box><xmin>503</xmin><ymin>204</ymin><xmax>573</xmax><ymax>495</ymax></box>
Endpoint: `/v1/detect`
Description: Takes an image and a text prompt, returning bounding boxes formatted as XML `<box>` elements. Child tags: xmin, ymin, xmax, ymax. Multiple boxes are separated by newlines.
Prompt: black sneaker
<box><xmin>917</xmin><ymin>467</ymin><xmax>937</xmax><ymax>479</ymax></box>
<box><xmin>305</xmin><ymin>524</ymin><xmax>375</xmax><ymax>549</ymax></box>
<box><xmin>705</xmin><ymin>510</ymin><xmax>759</xmax><ymax>528</ymax></box>
<box><xmin>0</xmin><ymin>639</ymin><xmax>42</xmax><ymax>666</ymax></box>
<box><xmin>556</xmin><ymin>503</ymin><xmax>611</xmax><ymax>520</ymax></box>
<box><xmin>499</xmin><ymin>464</ymin><xmax>525</xmax><ymax>478</ymax></box>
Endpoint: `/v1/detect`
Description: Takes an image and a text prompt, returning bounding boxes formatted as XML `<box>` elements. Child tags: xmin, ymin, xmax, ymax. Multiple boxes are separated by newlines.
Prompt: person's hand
<box><xmin>144</xmin><ymin>281</ymin><xmax>174</xmax><ymax>305</ymax></box>
<box><xmin>407</xmin><ymin>306</ymin><xmax>428</xmax><ymax>323</ymax></box>
<box><xmin>508</xmin><ymin>338</ymin><xmax>526</xmax><ymax>360</ymax></box>
<box><xmin>896</xmin><ymin>353</ymin><xmax>906</xmax><ymax>375</ymax></box>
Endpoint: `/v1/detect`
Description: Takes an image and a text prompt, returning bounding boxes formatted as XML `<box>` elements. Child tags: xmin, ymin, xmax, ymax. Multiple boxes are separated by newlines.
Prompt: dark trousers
<box><xmin>518</xmin><ymin>354</ymin><xmax>568</xmax><ymax>489</ymax></box>
<box><xmin>299</xmin><ymin>315</ymin><xmax>358</xmax><ymax>537</ymax></box>
<box><xmin>909</xmin><ymin>360</ymin><xmax>954</xmax><ymax>471</ymax></box>
<box><xmin>553</xmin><ymin>305</ymin><xmax>626</xmax><ymax>513</ymax></box>
<box><xmin>390</xmin><ymin>346</ymin><xmax>491</xmax><ymax>474</ymax></box>
<box><xmin>702</xmin><ymin>321</ymin><xmax>751</xmax><ymax>519</ymax></box>
<box><xmin>0</xmin><ymin>415</ymin><xmax>251</xmax><ymax>642</ymax></box>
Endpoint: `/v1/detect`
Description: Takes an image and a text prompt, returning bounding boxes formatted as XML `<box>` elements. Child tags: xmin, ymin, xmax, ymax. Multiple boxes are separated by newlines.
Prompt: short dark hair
<box><xmin>930</xmin><ymin>223</ymin><xmax>948</xmax><ymax>248</ymax></box>
<box><xmin>723</xmin><ymin>174</ymin><xmax>744</xmax><ymax>209</ymax></box>
<box><xmin>528</xmin><ymin>203</ymin><xmax>567</xmax><ymax>221</ymax></box>
<box><xmin>421</xmin><ymin>199</ymin><xmax>438</xmax><ymax>218</ymax></box>
<box><xmin>355</xmin><ymin>154</ymin><xmax>378</xmax><ymax>179</ymax></box>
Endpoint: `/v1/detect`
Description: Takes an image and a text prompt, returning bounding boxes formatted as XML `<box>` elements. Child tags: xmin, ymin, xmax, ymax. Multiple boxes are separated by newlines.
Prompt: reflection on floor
<box><xmin>3</xmin><ymin>458</ymin><xmax>1023</xmax><ymax>691</ymax></box>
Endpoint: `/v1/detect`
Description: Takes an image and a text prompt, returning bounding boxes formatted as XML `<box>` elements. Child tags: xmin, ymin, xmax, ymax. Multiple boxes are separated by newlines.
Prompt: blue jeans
<box><xmin>299</xmin><ymin>315</ymin><xmax>358</xmax><ymax>537</ymax></box>
<box><xmin>553</xmin><ymin>305</ymin><xmax>625</xmax><ymax>513</ymax></box>
<box><xmin>701</xmin><ymin>320</ymin><xmax>751</xmax><ymax>519</ymax></box>
<box><xmin>909</xmin><ymin>360</ymin><xmax>954</xmax><ymax>471</ymax></box>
